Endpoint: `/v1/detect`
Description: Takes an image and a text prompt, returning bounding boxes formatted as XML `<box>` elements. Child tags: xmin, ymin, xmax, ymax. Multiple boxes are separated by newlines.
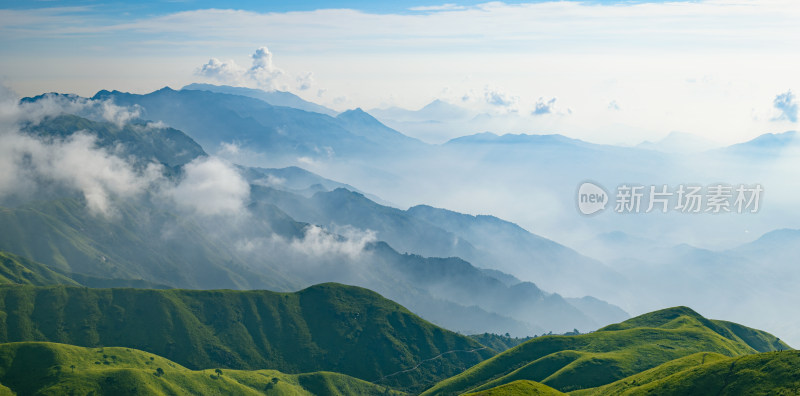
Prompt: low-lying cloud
<box><xmin>168</xmin><ymin>156</ymin><xmax>250</xmax><ymax>216</ymax></box>
<box><xmin>0</xmin><ymin>130</ymin><xmax>162</xmax><ymax>217</ymax></box>
<box><xmin>0</xmin><ymin>87</ymin><xmax>159</xmax><ymax>216</ymax></box>
<box><xmin>0</xmin><ymin>87</ymin><xmax>250</xmax><ymax>219</ymax></box>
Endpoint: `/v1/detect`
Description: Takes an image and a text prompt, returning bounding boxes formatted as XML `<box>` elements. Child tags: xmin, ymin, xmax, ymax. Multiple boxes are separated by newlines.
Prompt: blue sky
<box><xmin>2</xmin><ymin>0</ymin><xmax>685</xmax><ymax>15</ymax></box>
<box><xmin>1</xmin><ymin>0</ymin><xmax>798</xmax><ymax>144</ymax></box>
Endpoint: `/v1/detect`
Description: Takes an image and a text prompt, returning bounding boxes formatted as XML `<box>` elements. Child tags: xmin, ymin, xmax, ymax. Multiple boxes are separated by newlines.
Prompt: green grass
<box><xmin>0</xmin><ymin>251</ymin><xmax>78</xmax><ymax>287</ymax></box>
<box><xmin>421</xmin><ymin>306</ymin><xmax>790</xmax><ymax>395</ymax></box>
<box><xmin>0</xmin><ymin>341</ymin><xmax>405</xmax><ymax>395</ymax></box>
<box><xmin>574</xmin><ymin>350</ymin><xmax>800</xmax><ymax>395</ymax></box>
<box><xmin>570</xmin><ymin>352</ymin><xmax>730</xmax><ymax>395</ymax></box>
<box><xmin>0</xmin><ymin>283</ymin><xmax>493</xmax><ymax>393</ymax></box>
<box><xmin>464</xmin><ymin>380</ymin><xmax>565</xmax><ymax>395</ymax></box>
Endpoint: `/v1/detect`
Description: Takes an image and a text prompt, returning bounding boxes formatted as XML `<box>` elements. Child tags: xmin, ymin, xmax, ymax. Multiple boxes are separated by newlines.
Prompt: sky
<box><xmin>1</xmin><ymin>0</ymin><xmax>799</xmax><ymax>144</ymax></box>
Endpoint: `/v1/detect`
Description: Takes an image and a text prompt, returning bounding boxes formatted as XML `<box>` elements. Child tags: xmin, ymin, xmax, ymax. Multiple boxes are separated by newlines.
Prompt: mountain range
<box><xmin>1</xmin><ymin>107</ymin><xmax>628</xmax><ymax>336</ymax></box>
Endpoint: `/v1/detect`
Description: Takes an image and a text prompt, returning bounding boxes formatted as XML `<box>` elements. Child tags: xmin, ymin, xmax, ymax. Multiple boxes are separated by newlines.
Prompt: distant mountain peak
<box><xmin>445</xmin><ymin>131</ymin><xmax>580</xmax><ymax>146</ymax></box>
<box><xmin>181</xmin><ymin>83</ymin><xmax>337</xmax><ymax>116</ymax></box>
<box><xmin>721</xmin><ymin>130</ymin><xmax>799</xmax><ymax>155</ymax></box>
<box><xmin>335</xmin><ymin>107</ymin><xmax>426</xmax><ymax>147</ymax></box>
<box><xmin>337</xmin><ymin>107</ymin><xmax>372</xmax><ymax>119</ymax></box>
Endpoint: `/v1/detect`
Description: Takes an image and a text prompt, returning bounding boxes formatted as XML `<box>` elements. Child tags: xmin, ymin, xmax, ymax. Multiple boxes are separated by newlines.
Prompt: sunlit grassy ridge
<box><xmin>421</xmin><ymin>306</ymin><xmax>789</xmax><ymax>395</ymax></box>
<box><xmin>464</xmin><ymin>380</ymin><xmax>564</xmax><ymax>395</ymax></box>
<box><xmin>0</xmin><ymin>341</ymin><xmax>405</xmax><ymax>395</ymax></box>
<box><xmin>572</xmin><ymin>350</ymin><xmax>800</xmax><ymax>395</ymax></box>
<box><xmin>0</xmin><ymin>283</ymin><xmax>493</xmax><ymax>393</ymax></box>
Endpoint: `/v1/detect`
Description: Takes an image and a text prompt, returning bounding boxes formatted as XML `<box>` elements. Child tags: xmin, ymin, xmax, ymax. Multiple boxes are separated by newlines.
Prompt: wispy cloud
<box><xmin>6</xmin><ymin>2</ymin><xmax>800</xmax><ymax>51</ymax></box>
<box><xmin>773</xmin><ymin>90</ymin><xmax>798</xmax><ymax>123</ymax></box>
<box><xmin>533</xmin><ymin>97</ymin><xmax>557</xmax><ymax>115</ymax></box>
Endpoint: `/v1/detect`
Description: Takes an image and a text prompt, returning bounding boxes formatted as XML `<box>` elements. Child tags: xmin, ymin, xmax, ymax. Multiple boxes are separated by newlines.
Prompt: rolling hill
<box><xmin>572</xmin><ymin>350</ymin><xmax>800</xmax><ymax>395</ymax></box>
<box><xmin>465</xmin><ymin>380</ymin><xmax>564</xmax><ymax>396</ymax></box>
<box><xmin>420</xmin><ymin>306</ymin><xmax>789</xmax><ymax>395</ymax></box>
<box><xmin>0</xmin><ymin>283</ymin><xmax>494</xmax><ymax>393</ymax></box>
<box><xmin>0</xmin><ymin>341</ymin><xmax>404</xmax><ymax>395</ymax></box>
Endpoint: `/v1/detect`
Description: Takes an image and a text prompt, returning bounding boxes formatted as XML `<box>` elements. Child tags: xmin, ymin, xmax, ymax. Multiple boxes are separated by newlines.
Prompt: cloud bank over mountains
<box><xmin>0</xmin><ymin>87</ymin><xmax>253</xmax><ymax>218</ymax></box>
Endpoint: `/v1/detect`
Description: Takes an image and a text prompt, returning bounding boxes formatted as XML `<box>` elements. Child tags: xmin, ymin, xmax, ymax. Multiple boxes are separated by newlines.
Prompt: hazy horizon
<box><xmin>2</xmin><ymin>0</ymin><xmax>799</xmax><ymax>145</ymax></box>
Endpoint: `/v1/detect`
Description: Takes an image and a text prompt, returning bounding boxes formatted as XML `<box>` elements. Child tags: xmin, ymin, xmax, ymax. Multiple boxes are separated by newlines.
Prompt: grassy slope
<box><xmin>0</xmin><ymin>341</ymin><xmax>404</xmax><ymax>396</ymax></box>
<box><xmin>0</xmin><ymin>251</ymin><xmax>78</xmax><ymax>287</ymax></box>
<box><xmin>0</xmin><ymin>198</ymin><xmax>295</xmax><ymax>291</ymax></box>
<box><xmin>0</xmin><ymin>283</ymin><xmax>493</xmax><ymax>393</ymax></box>
<box><xmin>421</xmin><ymin>307</ymin><xmax>789</xmax><ymax>395</ymax></box>
<box><xmin>465</xmin><ymin>380</ymin><xmax>565</xmax><ymax>395</ymax></box>
<box><xmin>575</xmin><ymin>350</ymin><xmax>800</xmax><ymax>395</ymax></box>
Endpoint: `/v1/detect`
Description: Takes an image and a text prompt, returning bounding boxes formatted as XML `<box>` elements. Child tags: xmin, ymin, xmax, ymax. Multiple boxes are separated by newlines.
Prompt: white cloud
<box><xmin>289</xmin><ymin>225</ymin><xmax>376</xmax><ymax>260</ymax></box>
<box><xmin>198</xmin><ymin>58</ymin><xmax>247</xmax><ymax>86</ymax></box>
<box><xmin>10</xmin><ymin>92</ymin><xmax>141</xmax><ymax>128</ymax></box>
<box><xmin>196</xmin><ymin>46</ymin><xmax>286</xmax><ymax>91</ymax></box>
<box><xmin>296</xmin><ymin>72</ymin><xmax>314</xmax><ymax>91</ymax></box>
<box><xmin>247</xmin><ymin>46</ymin><xmax>284</xmax><ymax>89</ymax></box>
<box><xmin>773</xmin><ymin>90</ymin><xmax>797</xmax><ymax>122</ymax></box>
<box><xmin>0</xmin><ymin>130</ymin><xmax>162</xmax><ymax>217</ymax></box>
<box><xmin>0</xmin><ymin>87</ymin><xmax>161</xmax><ymax>217</ymax></box>
<box><xmin>168</xmin><ymin>156</ymin><xmax>250</xmax><ymax>216</ymax></box>
<box><xmin>484</xmin><ymin>87</ymin><xmax>518</xmax><ymax>109</ymax></box>
<box><xmin>532</xmin><ymin>97</ymin><xmax>557</xmax><ymax>115</ymax></box>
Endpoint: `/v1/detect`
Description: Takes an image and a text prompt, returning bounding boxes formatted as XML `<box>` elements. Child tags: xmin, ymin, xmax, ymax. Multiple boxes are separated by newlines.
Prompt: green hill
<box><xmin>465</xmin><ymin>380</ymin><xmax>564</xmax><ymax>395</ymax></box>
<box><xmin>575</xmin><ymin>350</ymin><xmax>800</xmax><ymax>395</ymax></box>
<box><xmin>0</xmin><ymin>251</ymin><xmax>78</xmax><ymax>286</ymax></box>
<box><xmin>421</xmin><ymin>306</ymin><xmax>789</xmax><ymax>395</ymax></box>
<box><xmin>0</xmin><ymin>341</ymin><xmax>405</xmax><ymax>395</ymax></box>
<box><xmin>570</xmin><ymin>352</ymin><xmax>729</xmax><ymax>395</ymax></box>
<box><xmin>0</xmin><ymin>283</ymin><xmax>493</xmax><ymax>393</ymax></box>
